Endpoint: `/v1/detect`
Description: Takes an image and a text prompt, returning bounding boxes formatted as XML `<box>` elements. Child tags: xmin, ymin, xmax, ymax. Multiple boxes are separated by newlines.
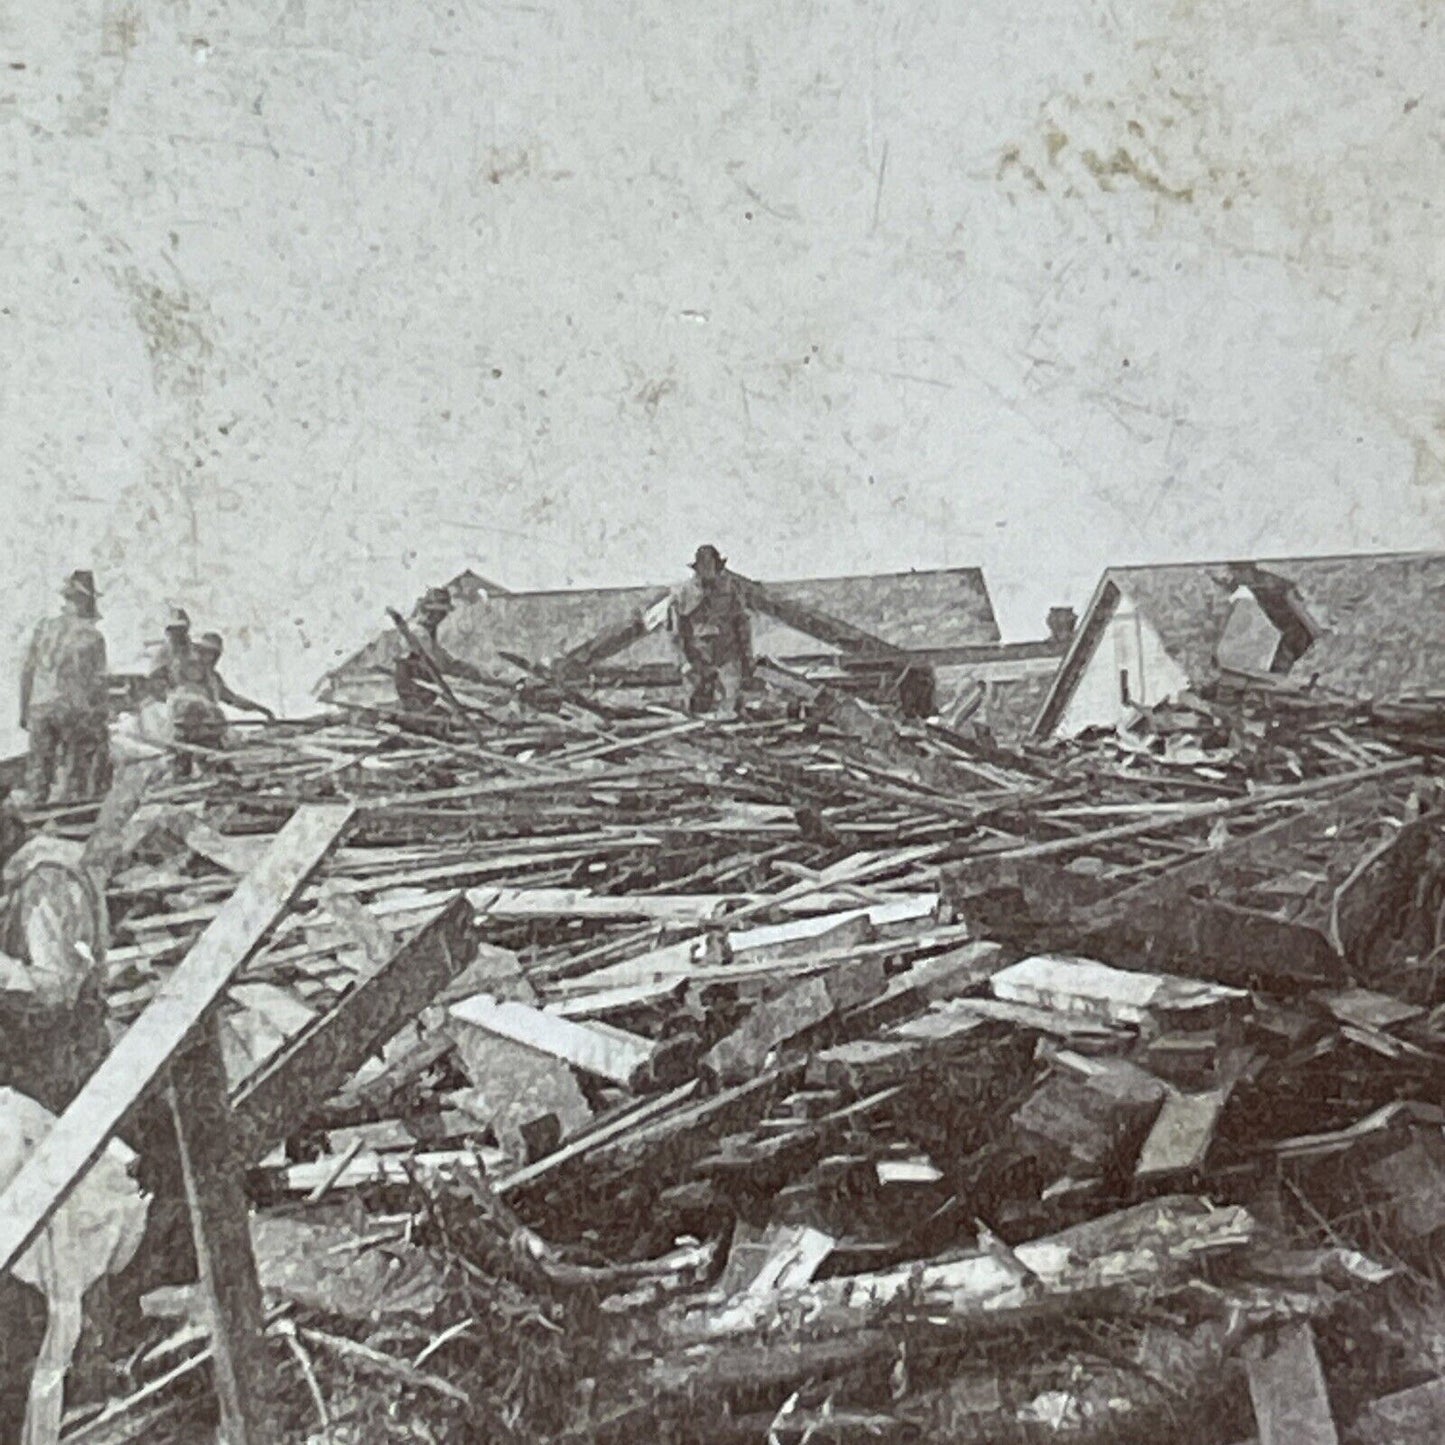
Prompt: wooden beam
<box><xmin>230</xmin><ymin>894</ymin><xmax>477</xmax><ymax>1163</ymax></box>
<box><xmin>1246</xmin><ymin>1323</ymin><xmax>1339</xmax><ymax>1445</ymax></box>
<box><xmin>551</xmin><ymin>595</ymin><xmax>669</xmax><ymax>677</ymax></box>
<box><xmin>729</xmin><ymin>573</ymin><xmax>906</xmax><ymax>659</ymax></box>
<box><xmin>168</xmin><ymin>1015</ymin><xmax>280</xmax><ymax>1445</ymax></box>
<box><xmin>447</xmin><ymin>994</ymin><xmax>658</xmax><ymax>1088</ymax></box>
<box><xmin>0</xmin><ymin>803</ymin><xmax>353</xmax><ymax>1277</ymax></box>
<box><xmin>551</xmin><ymin>570</ymin><xmax>912</xmax><ymax>680</ymax></box>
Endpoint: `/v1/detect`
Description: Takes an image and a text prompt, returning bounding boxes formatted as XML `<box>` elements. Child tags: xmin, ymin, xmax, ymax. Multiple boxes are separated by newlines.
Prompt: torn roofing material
<box><xmin>1032</xmin><ymin>550</ymin><xmax>1445</xmax><ymax>737</ymax></box>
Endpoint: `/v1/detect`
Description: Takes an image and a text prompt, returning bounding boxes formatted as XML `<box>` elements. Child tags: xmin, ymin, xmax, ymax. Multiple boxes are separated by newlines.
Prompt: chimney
<box><xmin>1046</xmin><ymin>607</ymin><xmax>1077</xmax><ymax>644</ymax></box>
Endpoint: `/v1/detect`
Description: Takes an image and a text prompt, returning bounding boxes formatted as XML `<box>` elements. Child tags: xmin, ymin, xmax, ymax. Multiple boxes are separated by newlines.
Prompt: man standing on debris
<box><xmin>394</xmin><ymin>586</ymin><xmax>485</xmax><ymax>713</ymax></box>
<box><xmin>669</xmin><ymin>545</ymin><xmax>753</xmax><ymax>717</ymax></box>
<box><xmin>167</xmin><ymin>631</ymin><xmax>275</xmax><ymax>778</ymax></box>
<box><xmin>19</xmin><ymin>571</ymin><xmax>110</xmax><ymax>807</ymax></box>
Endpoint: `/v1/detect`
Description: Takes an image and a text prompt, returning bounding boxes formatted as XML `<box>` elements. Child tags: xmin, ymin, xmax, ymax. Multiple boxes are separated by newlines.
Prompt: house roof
<box><xmin>320</xmin><ymin>566</ymin><xmax>1001</xmax><ymax>702</ymax></box>
<box><xmin>1032</xmin><ymin>550</ymin><xmax>1445</xmax><ymax>735</ymax></box>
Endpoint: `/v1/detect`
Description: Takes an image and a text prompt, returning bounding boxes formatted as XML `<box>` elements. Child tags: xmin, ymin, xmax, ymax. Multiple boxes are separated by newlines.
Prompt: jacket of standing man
<box><xmin>669</xmin><ymin>545</ymin><xmax>753</xmax><ymax>716</ymax></box>
<box><xmin>19</xmin><ymin>572</ymin><xmax>109</xmax><ymax>806</ymax></box>
<box><xmin>394</xmin><ymin>587</ymin><xmax>484</xmax><ymax>713</ymax></box>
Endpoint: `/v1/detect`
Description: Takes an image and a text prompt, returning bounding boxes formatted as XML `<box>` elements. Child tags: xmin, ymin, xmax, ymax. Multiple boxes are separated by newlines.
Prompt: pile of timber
<box><xmin>31</xmin><ymin>669</ymin><xmax>1445</xmax><ymax>1443</ymax></box>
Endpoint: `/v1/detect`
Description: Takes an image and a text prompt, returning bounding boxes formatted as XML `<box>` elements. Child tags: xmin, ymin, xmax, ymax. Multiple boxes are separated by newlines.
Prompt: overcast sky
<box><xmin>2</xmin><ymin>1</ymin><xmax>1442</xmax><ymax>746</ymax></box>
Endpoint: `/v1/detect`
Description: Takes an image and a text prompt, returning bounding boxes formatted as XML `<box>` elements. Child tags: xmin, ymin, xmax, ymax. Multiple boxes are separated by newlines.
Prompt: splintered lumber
<box><xmin>446</xmin><ymin>945</ymin><xmax>594</xmax><ymax>1157</ymax></box>
<box><xmin>1246</xmin><ymin>1323</ymin><xmax>1339</xmax><ymax>1445</ymax></box>
<box><xmin>512</xmin><ymin>1069</ymin><xmax>797</xmax><ymax>1204</ymax></box>
<box><xmin>167</xmin><ymin>1016</ymin><xmax>280</xmax><ymax>1445</ymax></box>
<box><xmin>717</xmin><ymin>1223</ymin><xmax>836</xmax><ymax>1299</ymax></box>
<box><xmin>980</xmin><ymin>759</ymin><xmax>1419</xmax><ymax>864</ymax></box>
<box><xmin>879</xmin><ymin>941</ymin><xmax>1007</xmax><ymax>1006</ymax></box>
<box><xmin>468</xmin><ymin>886</ymin><xmax>732</xmax><ymax>925</ymax></box>
<box><xmin>1362</xmin><ymin>1137</ymin><xmax>1445</xmax><ymax>1238</ymax></box>
<box><xmin>0</xmin><ymin>803</ymin><xmax>353</xmax><ymax>1277</ymax></box>
<box><xmin>251</xmin><ymin>1216</ymin><xmax>448</xmax><ymax>1322</ymax></box>
<box><xmin>990</xmin><ymin>954</ymin><xmax>1249</xmax><ymax>1028</ymax></box>
<box><xmin>806</xmin><ymin>1010</ymin><xmax>992</xmax><ymax>1093</ymax></box>
<box><xmin>664</xmin><ymin>1195</ymin><xmax>1257</xmax><ymax>1344</ymax></box>
<box><xmin>495</xmin><ymin>1083</ymin><xmax>698</xmax><ymax>1198</ymax></box>
<box><xmin>230</xmin><ymin>895</ymin><xmax>478</xmax><ymax>1162</ymax></box>
<box><xmin>447</xmin><ymin>994</ymin><xmax>658</xmax><ymax>1088</ymax></box>
<box><xmin>731</xmin><ymin>573</ymin><xmax>909</xmax><ymax>660</ymax></box>
<box><xmin>703</xmin><ymin>958</ymin><xmax>887</xmax><ymax>1085</ymax></box>
<box><xmin>1316</xmin><ymin>988</ymin><xmax>1423</xmax><ymax>1032</ymax></box>
<box><xmin>1011</xmin><ymin>1058</ymin><xmax>1167</xmax><ymax>1175</ymax></box>
<box><xmin>1351</xmin><ymin>1378</ymin><xmax>1445</xmax><ymax>1445</ymax></box>
<box><xmin>1135</xmin><ymin>1089</ymin><xmax>1228</xmax><ymax>1178</ymax></box>
<box><xmin>271</xmin><ymin>1145</ymin><xmax>506</xmax><ymax>1195</ymax></box>
<box><xmin>1121</xmin><ymin>893</ymin><xmax>1347</xmax><ymax>988</ymax></box>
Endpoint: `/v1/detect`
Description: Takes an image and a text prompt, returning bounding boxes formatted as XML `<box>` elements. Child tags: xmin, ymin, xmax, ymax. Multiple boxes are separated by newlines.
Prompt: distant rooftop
<box><xmin>320</xmin><ymin>565</ymin><xmax>1002</xmax><ymax>702</ymax></box>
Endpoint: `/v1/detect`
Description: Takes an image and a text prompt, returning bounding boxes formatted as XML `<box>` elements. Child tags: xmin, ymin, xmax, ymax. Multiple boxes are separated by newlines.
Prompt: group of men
<box><xmin>147</xmin><ymin>608</ymin><xmax>274</xmax><ymax>778</ymax></box>
<box><xmin>19</xmin><ymin>573</ymin><xmax>277</xmax><ymax>805</ymax></box>
<box><xmin>393</xmin><ymin>546</ymin><xmax>755</xmax><ymax>721</ymax></box>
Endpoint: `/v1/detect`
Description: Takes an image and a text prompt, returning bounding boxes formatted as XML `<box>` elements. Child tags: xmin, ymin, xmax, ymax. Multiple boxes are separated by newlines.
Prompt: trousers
<box><xmin>683</xmin><ymin>657</ymin><xmax>745</xmax><ymax>717</ymax></box>
<box><xmin>25</xmin><ymin>707</ymin><xmax>109</xmax><ymax>806</ymax></box>
<box><xmin>169</xmin><ymin>698</ymin><xmax>226</xmax><ymax>780</ymax></box>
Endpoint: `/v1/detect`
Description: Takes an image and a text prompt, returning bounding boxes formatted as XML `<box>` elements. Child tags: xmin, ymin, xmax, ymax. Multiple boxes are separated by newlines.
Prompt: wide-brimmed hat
<box><xmin>196</xmin><ymin>631</ymin><xmax>223</xmax><ymax>654</ymax></box>
<box><xmin>166</xmin><ymin>607</ymin><xmax>191</xmax><ymax>632</ymax></box>
<box><xmin>690</xmin><ymin>544</ymin><xmax>726</xmax><ymax>571</ymax></box>
<box><xmin>62</xmin><ymin>570</ymin><xmax>98</xmax><ymax>605</ymax></box>
<box><xmin>418</xmin><ymin>586</ymin><xmax>453</xmax><ymax>614</ymax></box>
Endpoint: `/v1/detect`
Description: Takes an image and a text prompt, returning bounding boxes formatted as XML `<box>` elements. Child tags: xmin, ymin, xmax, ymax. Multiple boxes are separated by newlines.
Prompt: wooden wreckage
<box><xmin>5</xmin><ymin>589</ymin><xmax>1445</xmax><ymax>1444</ymax></box>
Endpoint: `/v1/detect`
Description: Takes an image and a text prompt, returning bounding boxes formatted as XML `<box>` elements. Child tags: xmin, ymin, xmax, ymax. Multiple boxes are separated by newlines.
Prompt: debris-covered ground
<box><xmin>32</xmin><ymin>664</ymin><xmax>1445</xmax><ymax>1443</ymax></box>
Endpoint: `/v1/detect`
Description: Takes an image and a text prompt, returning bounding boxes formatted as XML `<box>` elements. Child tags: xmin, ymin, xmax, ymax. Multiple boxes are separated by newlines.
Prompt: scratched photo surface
<box><xmin>2</xmin><ymin>3</ymin><xmax>1444</xmax><ymax>1444</ymax></box>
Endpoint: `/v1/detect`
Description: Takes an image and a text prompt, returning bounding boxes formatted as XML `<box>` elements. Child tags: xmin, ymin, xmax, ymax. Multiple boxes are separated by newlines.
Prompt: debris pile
<box><xmin>28</xmin><ymin>672</ymin><xmax>1445</xmax><ymax>1443</ymax></box>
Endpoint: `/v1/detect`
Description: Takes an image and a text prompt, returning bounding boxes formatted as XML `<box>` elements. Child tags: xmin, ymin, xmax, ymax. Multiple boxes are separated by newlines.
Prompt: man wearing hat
<box><xmin>394</xmin><ymin>586</ymin><xmax>484</xmax><ymax>714</ymax></box>
<box><xmin>147</xmin><ymin>608</ymin><xmax>193</xmax><ymax>699</ymax></box>
<box><xmin>167</xmin><ymin>631</ymin><xmax>275</xmax><ymax>779</ymax></box>
<box><xmin>669</xmin><ymin>545</ymin><xmax>753</xmax><ymax>717</ymax></box>
<box><xmin>18</xmin><ymin>572</ymin><xmax>110</xmax><ymax>806</ymax></box>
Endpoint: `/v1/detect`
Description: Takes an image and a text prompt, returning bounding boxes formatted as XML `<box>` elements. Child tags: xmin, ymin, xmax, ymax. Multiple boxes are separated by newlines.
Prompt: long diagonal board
<box><xmin>0</xmin><ymin>802</ymin><xmax>355</xmax><ymax>1276</ymax></box>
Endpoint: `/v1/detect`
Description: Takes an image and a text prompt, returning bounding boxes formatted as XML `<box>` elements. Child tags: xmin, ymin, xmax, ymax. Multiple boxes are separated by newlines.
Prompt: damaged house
<box><xmin>1031</xmin><ymin>550</ymin><xmax>1445</xmax><ymax>739</ymax></box>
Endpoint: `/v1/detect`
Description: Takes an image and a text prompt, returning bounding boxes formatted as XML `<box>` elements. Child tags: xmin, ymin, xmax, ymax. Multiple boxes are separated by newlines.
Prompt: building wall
<box><xmin>1055</xmin><ymin>591</ymin><xmax>1192</xmax><ymax>735</ymax></box>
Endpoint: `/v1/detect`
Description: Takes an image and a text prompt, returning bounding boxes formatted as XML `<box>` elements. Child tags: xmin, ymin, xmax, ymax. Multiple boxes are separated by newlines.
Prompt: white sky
<box><xmin>2</xmin><ymin>1</ymin><xmax>1442</xmax><ymax>751</ymax></box>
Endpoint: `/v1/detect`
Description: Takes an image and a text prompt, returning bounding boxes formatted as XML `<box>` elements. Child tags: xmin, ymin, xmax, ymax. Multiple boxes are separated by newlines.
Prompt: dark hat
<box><xmin>196</xmin><ymin>631</ymin><xmax>223</xmax><ymax>653</ymax></box>
<box><xmin>166</xmin><ymin>607</ymin><xmax>191</xmax><ymax>632</ymax></box>
<box><xmin>690</xmin><ymin>544</ymin><xmax>726</xmax><ymax>571</ymax></box>
<box><xmin>419</xmin><ymin>586</ymin><xmax>453</xmax><ymax>614</ymax></box>
<box><xmin>62</xmin><ymin>570</ymin><xmax>98</xmax><ymax>603</ymax></box>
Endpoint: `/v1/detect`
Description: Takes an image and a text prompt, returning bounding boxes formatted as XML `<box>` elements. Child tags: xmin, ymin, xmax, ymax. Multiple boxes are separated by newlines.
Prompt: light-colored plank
<box><xmin>0</xmin><ymin>803</ymin><xmax>353</xmax><ymax>1276</ymax></box>
<box><xmin>448</xmin><ymin>994</ymin><xmax>657</xmax><ymax>1087</ymax></box>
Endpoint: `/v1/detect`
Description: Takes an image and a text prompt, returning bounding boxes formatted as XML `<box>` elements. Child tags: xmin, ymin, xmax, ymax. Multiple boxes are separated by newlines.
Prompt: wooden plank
<box><xmin>230</xmin><ymin>895</ymin><xmax>477</xmax><ymax>1163</ymax></box>
<box><xmin>667</xmin><ymin>1195</ymin><xmax>1256</xmax><ymax>1345</ymax></box>
<box><xmin>990</xmin><ymin>954</ymin><xmax>1248</xmax><ymax>1028</ymax></box>
<box><xmin>1352</xmin><ymin>1378</ymin><xmax>1445</xmax><ymax>1445</ymax></box>
<box><xmin>447</xmin><ymin>994</ymin><xmax>658</xmax><ymax>1088</ymax></box>
<box><xmin>0</xmin><ymin>803</ymin><xmax>353</xmax><ymax>1277</ymax></box>
<box><xmin>168</xmin><ymin>1016</ymin><xmax>279</xmax><ymax>1445</ymax></box>
<box><xmin>552</xmin><ymin>599</ymin><xmax>666</xmax><ymax>676</ymax></box>
<box><xmin>494</xmin><ymin>1083</ymin><xmax>698</xmax><ymax>1197</ymax></box>
<box><xmin>730</xmin><ymin>573</ymin><xmax>907</xmax><ymax>659</ymax></box>
<box><xmin>1136</xmin><ymin>1090</ymin><xmax>1228</xmax><ymax>1178</ymax></box>
<box><xmin>468</xmin><ymin>886</ymin><xmax>733</xmax><ymax>925</ymax></box>
<box><xmin>980</xmin><ymin>760</ymin><xmax>1420</xmax><ymax>864</ymax></box>
<box><xmin>1246</xmin><ymin>1323</ymin><xmax>1339</xmax><ymax>1445</ymax></box>
<box><xmin>703</xmin><ymin>957</ymin><xmax>887</xmax><ymax>1085</ymax></box>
